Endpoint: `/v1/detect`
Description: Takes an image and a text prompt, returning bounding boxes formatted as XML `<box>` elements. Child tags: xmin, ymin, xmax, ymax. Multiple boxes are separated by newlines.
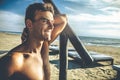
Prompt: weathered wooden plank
<box><xmin>113</xmin><ymin>65</ymin><xmax>120</xmax><ymax>79</ymax></box>
<box><xmin>59</xmin><ymin>29</ymin><xmax>68</xmax><ymax>80</ymax></box>
<box><xmin>113</xmin><ymin>65</ymin><xmax>120</xmax><ymax>72</ymax></box>
<box><xmin>64</xmin><ymin>24</ymin><xmax>94</xmax><ymax>65</ymax></box>
<box><xmin>68</xmin><ymin>51</ymin><xmax>113</xmax><ymax>65</ymax></box>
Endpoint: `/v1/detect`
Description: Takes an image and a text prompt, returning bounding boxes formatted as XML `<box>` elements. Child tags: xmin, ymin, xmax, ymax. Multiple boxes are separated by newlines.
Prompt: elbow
<box><xmin>61</xmin><ymin>14</ymin><xmax>68</xmax><ymax>25</ymax></box>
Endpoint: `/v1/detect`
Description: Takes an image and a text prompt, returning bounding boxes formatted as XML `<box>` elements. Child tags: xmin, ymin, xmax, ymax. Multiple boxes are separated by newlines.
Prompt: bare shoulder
<box><xmin>0</xmin><ymin>52</ymin><xmax>24</xmax><ymax>71</ymax></box>
<box><xmin>11</xmin><ymin>52</ymin><xmax>24</xmax><ymax>60</ymax></box>
<box><xmin>9</xmin><ymin>52</ymin><xmax>24</xmax><ymax>68</ymax></box>
<box><xmin>0</xmin><ymin>52</ymin><xmax>24</xmax><ymax>79</ymax></box>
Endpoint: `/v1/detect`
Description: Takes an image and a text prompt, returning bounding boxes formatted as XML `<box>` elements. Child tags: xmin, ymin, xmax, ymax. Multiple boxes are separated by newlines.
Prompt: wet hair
<box><xmin>25</xmin><ymin>3</ymin><xmax>54</xmax><ymax>23</ymax></box>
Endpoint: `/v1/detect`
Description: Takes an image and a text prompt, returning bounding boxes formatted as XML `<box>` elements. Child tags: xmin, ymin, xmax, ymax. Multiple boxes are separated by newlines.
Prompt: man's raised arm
<box><xmin>48</xmin><ymin>14</ymin><xmax>67</xmax><ymax>44</ymax></box>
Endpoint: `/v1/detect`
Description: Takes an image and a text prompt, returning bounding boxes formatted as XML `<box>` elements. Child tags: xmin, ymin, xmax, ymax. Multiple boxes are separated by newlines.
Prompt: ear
<box><xmin>26</xmin><ymin>19</ymin><xmax>33</xmax><ymax>29</ymax></box>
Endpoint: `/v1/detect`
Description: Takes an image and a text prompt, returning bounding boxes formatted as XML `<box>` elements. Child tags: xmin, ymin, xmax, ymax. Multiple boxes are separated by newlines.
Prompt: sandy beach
<box><xmin>0</xmin><ymin>32</ymin><xmax>120</xmax><ymax>80</ymax></box>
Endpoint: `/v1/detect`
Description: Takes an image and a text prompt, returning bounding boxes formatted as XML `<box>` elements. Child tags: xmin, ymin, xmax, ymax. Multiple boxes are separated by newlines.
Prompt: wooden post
<box><xmin>59</xmin><ymin>26</ymin><xmax>68</xmax><ymax>80</ymax></box>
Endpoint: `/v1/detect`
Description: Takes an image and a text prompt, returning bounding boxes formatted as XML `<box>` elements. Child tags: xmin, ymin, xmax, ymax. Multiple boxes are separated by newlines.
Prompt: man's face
<box><xmin>32</xmin><ymin>11</ymin><xmax>54</xmax><ymax>41</ymax></box>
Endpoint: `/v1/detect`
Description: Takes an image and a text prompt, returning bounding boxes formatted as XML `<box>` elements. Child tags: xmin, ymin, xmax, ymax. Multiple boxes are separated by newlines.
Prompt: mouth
<box><xmin>44</xmin><ymin>30</ymin><xmax>52</xmax><ymax>41</ymax></box>
<box><xmin>44</xmin><ymin>30</ymin><xmax>52</xmax><ymax>37</ymax></box>
<box><xmin>45</xmin><ymin>30</ymin><xmax>52</xmax><ymax>33</ymax></box>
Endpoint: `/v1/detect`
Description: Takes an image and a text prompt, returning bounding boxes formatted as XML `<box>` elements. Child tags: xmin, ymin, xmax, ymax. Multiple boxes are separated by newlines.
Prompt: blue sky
<box><xmin>0</xmin><ymin>0</ymin><xmax>120</xmax><ymax>39</ymax></box>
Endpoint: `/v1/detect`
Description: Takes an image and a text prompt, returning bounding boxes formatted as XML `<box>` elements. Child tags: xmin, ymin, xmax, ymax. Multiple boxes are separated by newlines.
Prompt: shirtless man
<box><xmin>0</xmin><ymin>3</ymin><xmax>67</xmax><ymax>80</ymax></box>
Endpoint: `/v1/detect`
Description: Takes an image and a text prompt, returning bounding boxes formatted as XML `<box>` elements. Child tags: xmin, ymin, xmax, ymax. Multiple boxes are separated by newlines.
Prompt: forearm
<box><xmin>41</xmin><ymin>42</ymin><xmax>50</xmax><ymax>80</ymax></box>
<box><xmin>49</xmin><ymin>14</ymin><xmax>67</xmax><ymax>44</ymax></box>
<box><xmin>54</xmin><ymin>14</ymin><xmax>67</xmax><ymax>27</ymax></box>
<box><xmin>43</xmin><ymin>62</ymin><xmax>50</xmax><ymax>80</ymax></box>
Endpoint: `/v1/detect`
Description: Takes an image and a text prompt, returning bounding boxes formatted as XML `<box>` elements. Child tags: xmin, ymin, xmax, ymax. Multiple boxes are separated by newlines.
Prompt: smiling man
<box><xmin>0</xmin><ymin>3</ymin><xmax>67</xmax><ymax>80</ymax></box>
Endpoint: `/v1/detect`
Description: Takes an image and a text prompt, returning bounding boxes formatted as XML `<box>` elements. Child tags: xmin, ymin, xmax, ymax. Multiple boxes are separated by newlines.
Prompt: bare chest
<box><xmin>13</xmin><ymin>54</ymin><xmax>44</xmax><ymax>80</ymax></box>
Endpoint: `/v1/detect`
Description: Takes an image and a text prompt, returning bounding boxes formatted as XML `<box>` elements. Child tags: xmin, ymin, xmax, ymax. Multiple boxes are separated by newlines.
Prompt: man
<box><xmin>0</xmin><ymin>3</ymin><xmax>67</xmax><ymax>80</ymax></box>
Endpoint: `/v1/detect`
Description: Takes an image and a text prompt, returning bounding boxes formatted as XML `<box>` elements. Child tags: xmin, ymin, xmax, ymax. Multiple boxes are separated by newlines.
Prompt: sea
<box><xmin>79</xmin><ymin>36</ymin><xmax>120</xmax><ymax>48</ymax></box>
<box><xmin>1</xmin><ymin>31</ymin><xmax>120</xmax><ymax>48</ymax></box>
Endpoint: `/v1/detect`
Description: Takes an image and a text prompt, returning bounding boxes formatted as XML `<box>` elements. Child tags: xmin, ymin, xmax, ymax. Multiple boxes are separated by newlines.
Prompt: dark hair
<box><xmin>25</xmin><ymin>3</ymin><xmax>54</xmax><ymax>23</ymax></box>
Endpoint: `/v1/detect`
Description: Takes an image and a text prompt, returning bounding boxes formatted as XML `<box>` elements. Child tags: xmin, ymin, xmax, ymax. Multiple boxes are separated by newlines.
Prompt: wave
<box><xmin>79</xmin><ymin>36</ymin><xmax>120</xmax><ymax>48</ymax></box>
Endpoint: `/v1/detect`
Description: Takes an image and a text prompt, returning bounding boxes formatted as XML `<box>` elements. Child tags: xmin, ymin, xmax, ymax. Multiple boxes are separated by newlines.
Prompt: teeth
<box><xmin>45</xmin><ymin>30</ymin><xmax>51</xmax><ymax>33</ymax></box>
<box><xmin>45</xmin><ymin>31</ymin><xmax>51</xmax><ymax>34</ymax></box>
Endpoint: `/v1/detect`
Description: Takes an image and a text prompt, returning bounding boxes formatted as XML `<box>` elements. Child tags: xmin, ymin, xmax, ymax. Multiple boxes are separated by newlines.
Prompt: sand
<box><xmin>0</xmin><ymin>32</ymin><xmax>120</xmax><ymax>80</ymax></box>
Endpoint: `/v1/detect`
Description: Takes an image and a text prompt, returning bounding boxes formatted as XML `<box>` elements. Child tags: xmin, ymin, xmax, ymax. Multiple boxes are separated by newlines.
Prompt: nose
<box><xmin>48</xmin><ymin>21</ymin><xmax>54</xmax><ymax>29</ymax></box>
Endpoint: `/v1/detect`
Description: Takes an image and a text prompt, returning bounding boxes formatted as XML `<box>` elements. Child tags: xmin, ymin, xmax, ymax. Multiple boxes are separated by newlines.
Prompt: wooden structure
<box><xmin>44</xmin><ymin>0</ymin><xmax>114</xmax><ymax>80</ymax></box>
<box><xmin>113</xmin><ymin>65</ymin><xmax>120</xmax><ymax>80</ymax></box>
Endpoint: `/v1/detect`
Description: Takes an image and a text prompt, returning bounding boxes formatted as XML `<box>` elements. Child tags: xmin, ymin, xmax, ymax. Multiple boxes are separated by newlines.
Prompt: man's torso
<box><xmin>0</xmin><ymin>52</ymin><xmax>45</xmax><ymax>80</ymax></box>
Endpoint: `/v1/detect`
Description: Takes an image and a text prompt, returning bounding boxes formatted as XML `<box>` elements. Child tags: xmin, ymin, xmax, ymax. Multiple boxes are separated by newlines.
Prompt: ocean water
<box><xmin>79</xmin><ymin>36</ymin><xmax>120</xmax><ymax>48</ymax></box>
<box><xmin>0</xmin><ymin>31</ymin><xmax>21</xmax><ymax>35</ymax></box>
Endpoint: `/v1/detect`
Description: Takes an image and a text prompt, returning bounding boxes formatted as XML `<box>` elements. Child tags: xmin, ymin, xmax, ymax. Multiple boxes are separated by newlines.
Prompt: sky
<box><xmin>0</xmin><ymin>0</ymin><xmax>120</xmax><ymax>39</ymax></box>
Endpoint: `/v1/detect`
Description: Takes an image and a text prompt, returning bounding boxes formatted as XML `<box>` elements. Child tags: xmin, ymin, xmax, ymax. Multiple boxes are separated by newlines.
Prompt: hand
<box><xmin>21</xmin><ymin>28</ymin><xmax>28</xmax><ymax>43</ymax></box>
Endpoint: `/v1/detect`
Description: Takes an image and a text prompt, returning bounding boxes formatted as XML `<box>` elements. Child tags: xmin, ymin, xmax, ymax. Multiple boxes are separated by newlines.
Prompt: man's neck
<box><xmin>23</xmin><ymin>36</ymin><xmax>44</xmax><ymax>54</ymax></box>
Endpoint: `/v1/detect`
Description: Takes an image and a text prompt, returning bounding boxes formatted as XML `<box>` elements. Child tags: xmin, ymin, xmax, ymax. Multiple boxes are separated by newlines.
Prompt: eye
<box><xmin>40</xmin><ymin>18</ymin><xmax>48</xmax><ymax>23</ymax></box>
